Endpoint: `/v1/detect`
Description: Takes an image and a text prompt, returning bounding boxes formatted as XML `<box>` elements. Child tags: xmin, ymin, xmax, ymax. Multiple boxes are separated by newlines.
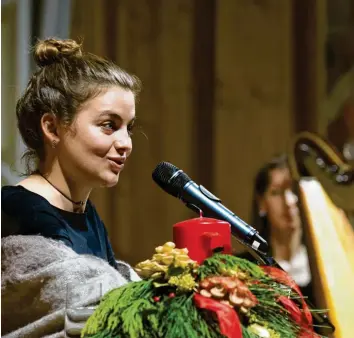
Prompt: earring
<box><xmin>259</xmin><ymin>210</ymin><xmax>267</xmax><ymax>217</ymax></box>
<box><xmin>51</xmin><ymin>140</ymin><xmax>58</xmax><ymax>149</ymax></box>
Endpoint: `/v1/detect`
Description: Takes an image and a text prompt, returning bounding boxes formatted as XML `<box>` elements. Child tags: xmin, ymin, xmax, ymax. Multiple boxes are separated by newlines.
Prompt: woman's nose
<box><xmin>284</xmin><ymin>189</ymin><xmax>298</xmax><ymax>206</ymax></box>
<box><xmin>113</xmin><ymin>131</ymin><xmax>132</xmax><ymax>156</ymax></box>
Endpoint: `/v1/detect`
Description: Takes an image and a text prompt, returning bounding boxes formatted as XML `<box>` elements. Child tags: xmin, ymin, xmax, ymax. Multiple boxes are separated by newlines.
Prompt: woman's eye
<box><xmin>101</xmin><ymin>121</ymin><xmax>116</xmax><ymax>131</ymax></box>
<box><xmin>101</xmin><ymin>119</ymin><xmax>135</xmax><ymax>135</ymax></box>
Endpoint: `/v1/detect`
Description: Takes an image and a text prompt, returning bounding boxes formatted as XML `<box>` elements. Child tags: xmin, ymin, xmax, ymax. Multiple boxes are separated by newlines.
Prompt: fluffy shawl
<box><xmin>1</xmin><ymin>235</ymin><xmax>140</xmax><ymax>337</ymax></box>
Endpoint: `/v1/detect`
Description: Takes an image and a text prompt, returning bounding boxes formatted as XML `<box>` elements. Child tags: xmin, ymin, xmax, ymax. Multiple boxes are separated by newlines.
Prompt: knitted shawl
<box><xmin>1</xmin><ymin>235</ymin><xmax>140</xmax><ymax>337</ymax></box>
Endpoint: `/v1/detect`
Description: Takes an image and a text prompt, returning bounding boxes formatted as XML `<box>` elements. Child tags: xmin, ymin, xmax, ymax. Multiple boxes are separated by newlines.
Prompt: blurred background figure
<box><xmin>245</xmin><ymin>154</ymin><xmax>313</xmax><ymax>302</ymax></box>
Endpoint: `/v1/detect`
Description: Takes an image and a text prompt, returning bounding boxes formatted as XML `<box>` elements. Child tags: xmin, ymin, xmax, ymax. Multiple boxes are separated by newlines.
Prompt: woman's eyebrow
<box><xmin>98</xmin><ymin>110</ymin><xmax>122</xmax><ymax>120</ymax></box>
<box><xmin>98</xmin><ymin>111</ymin><xmax>136</xmax><ymax>124</ymax></box>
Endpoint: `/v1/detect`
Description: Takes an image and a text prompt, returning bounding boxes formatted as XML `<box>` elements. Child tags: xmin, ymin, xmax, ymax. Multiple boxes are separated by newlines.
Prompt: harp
<box><xmin>288</xmin><ymin>131</ymin><xmax>354</xmax><ymax>338</ymax></box>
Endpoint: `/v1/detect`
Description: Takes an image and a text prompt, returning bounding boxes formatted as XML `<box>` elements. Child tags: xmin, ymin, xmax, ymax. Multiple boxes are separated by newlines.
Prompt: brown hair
<box><xmin>250</xmin><ymin>154</ymin><xmax>288</xmax><ymax>241</ymax></box>
<box><xmin>16</xmin><ymin>38</ymin><xmax>141</xmax><ymax>174</ymax></box>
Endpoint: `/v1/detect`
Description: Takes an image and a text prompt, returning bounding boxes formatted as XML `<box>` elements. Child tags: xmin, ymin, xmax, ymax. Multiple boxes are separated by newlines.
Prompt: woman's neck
<box><xmin>270</xmin><ymin>228</ymin><xmax>302</xmax><ymax>262</ymax></box>
<box><xmin>38</xmin><ymin>161</ymin><xmax>91</xmax><ymax>212</ymax></box>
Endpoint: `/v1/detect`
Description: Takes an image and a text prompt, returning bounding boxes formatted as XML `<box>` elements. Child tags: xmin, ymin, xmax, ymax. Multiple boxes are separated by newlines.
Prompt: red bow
<box><xmin>261</xmin><ymin>266</ymin><xmax>319</xmax><ymax>338</ymax></box>
<box><xmin>193</xmin><ymin>293</ymin><xmax>243</xmax><ymax>338</ymax></box>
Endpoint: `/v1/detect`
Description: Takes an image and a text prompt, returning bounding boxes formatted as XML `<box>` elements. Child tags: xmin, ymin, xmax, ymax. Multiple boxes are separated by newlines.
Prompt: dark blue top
<box><xmin>1</xmin><ymin>185</ymin><xmax>117</xmax><ymax>268</ymax></box>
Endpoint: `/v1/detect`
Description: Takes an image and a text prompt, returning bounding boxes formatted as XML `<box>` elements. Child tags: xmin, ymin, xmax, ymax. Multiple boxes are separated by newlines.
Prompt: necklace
<box><xmin>39</xmin><ymin>173</ymin><xmax>85</xmax><ymax>208</ymax></box>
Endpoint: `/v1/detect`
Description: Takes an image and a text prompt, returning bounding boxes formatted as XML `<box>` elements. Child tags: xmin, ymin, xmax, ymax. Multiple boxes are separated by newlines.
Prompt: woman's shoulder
<box><xmin>2</xmin><ymin>185</ymin><xmax>58</xmax><ymax>235</ymax></box>
<box><xmin>2</xmin><ymin>185</ymin><xmax>71</xmax><ymax>239</ymax></box>
<box><xmin>2</xmin><ymin>185</ymin><xmax>51</xmax><ymax>213</ymax></box>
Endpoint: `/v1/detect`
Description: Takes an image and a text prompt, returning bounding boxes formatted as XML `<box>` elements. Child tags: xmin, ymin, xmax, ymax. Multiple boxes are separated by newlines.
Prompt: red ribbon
<box><xmin>193</xmin><ymin>293</ymin><xmax>243</xmax><ymax>338</ymax></box>
<box><xmin>261</xmin><ymin>266</ymin><xmax>319</xmax><ymax>338</ymax></box>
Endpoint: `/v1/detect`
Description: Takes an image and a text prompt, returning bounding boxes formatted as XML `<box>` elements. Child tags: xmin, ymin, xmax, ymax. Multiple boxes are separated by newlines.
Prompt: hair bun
<box><xmin>34</xmin><ymin>38</ymin><xmax>82</xmax><ymax>67</ymax></box>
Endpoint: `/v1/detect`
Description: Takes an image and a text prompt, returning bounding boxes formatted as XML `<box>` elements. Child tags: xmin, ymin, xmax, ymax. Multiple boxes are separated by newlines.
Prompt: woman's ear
<box><xmin>41</xmin><ymin>113</ymin><xmax>60</xmax><ymax>148</ymax></box>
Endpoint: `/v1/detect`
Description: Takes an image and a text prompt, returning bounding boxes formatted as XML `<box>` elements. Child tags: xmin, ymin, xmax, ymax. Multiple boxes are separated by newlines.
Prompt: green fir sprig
<box><xmin>82</xmin><ymin>253</ymin><xmax>321</xmax><ymax>338</ymax></box>
<box><xmin>197</xmin><ymin>253</ymin><xmax>265</xmax><ymax>280</ymax></box>
<box><xmin>158</xmin><ymin>294</ymin><xmax>222</xmax><ymax>338</ymax></box>
<box><xmin>82</xmin><ymin>280</ymin><xmax>158</xmax><ymax>338</ymax></box>
<box><xmin>82</xmin><ymin>281</ymin><xmax>224</xmax><ymax>338</ymax></box>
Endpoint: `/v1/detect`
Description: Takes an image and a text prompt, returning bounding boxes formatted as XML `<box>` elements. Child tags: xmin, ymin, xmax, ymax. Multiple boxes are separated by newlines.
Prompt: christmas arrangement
<box><xmin>81</xmin><ymin>241</ymin><xmax>324</xmax><ymax>338</ymax></box>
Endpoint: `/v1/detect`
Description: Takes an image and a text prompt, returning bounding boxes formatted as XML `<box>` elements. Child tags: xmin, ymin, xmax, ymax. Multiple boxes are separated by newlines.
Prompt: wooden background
<box><xmin>70</xmin><ymin>0</ymin><xmax>346</xmax><ymax>264</ymax></box>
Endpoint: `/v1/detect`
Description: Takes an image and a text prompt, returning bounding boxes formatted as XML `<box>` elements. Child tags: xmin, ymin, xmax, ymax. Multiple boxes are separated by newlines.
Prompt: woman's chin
<box><xmin>99</xmin><ymin>172</ymin><xmax>120</xmax><ymax>188</ymax></box>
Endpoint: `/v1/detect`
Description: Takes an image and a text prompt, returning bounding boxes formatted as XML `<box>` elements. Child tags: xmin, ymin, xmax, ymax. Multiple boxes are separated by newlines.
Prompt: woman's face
<box><xmin>57</xmin><ymin>86</ymin><xmax>136</xmax><ymax>188</ymax></box>
<box><xmin>259</xmin><ymin>167</ymin><xmax>301</xmax><ymax>234</ymax></box>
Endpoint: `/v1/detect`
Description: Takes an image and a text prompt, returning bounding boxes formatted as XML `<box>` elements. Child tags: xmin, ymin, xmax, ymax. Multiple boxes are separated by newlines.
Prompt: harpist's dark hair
<box><xmin>250</xmin><ymin>154</ymin><xmax>288</xmax><ymax>241</ymax></box>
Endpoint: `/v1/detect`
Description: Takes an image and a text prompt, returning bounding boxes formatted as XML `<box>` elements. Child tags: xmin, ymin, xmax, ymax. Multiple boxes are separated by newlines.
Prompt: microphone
<box><xmin>152</xmin><ymin>161</ymin><xmax>269</xmax><ymax>254</ymax></box>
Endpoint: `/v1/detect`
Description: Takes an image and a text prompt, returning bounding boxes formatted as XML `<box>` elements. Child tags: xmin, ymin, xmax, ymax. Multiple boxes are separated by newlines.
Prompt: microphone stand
<box><xmin>242</xmin><ymin>243</ymin><xmax>335</xmax><ymax>335</ymax></box>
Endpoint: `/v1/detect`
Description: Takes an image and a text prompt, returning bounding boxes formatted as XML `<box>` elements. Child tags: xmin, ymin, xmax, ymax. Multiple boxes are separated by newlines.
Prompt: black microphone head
<box><xmin>152</xmin><ymin>162</ymin><xmax>191</xmax><ymax>197</ymax></box>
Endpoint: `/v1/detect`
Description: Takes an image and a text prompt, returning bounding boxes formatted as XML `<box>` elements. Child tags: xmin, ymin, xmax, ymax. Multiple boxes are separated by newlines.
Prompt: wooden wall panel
<box><xmin>110</xmin><ymin>0</ymin><xmax>197</xmax><ymax>263</ymax></box>
<box><xmin>292</xmin><ymin>0</ymin><xmax>327</xmax><ymax>134</ymax></box>
<box><xmin>71</xmin><ymin>0</ymin><xmax>106</xmax><ymax>54</ymax></box>
<box><xmin>70</xmin><ymin>0</ymin><xmax>300</xmax><ymax>262</ymax></box>
<box><xmin>214</xmin><ymin>0</ymin><xmax>294</xmax><ymax>249</ymax></box>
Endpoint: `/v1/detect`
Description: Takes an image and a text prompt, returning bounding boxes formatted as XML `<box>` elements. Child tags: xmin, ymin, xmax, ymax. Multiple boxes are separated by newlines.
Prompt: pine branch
<box><xmin>197</xmin><ymin>254</ymin><xmax>265</xmax><ymax>280</ymax></box>
<box><xmin>158</xmin><ymin>295</ymin><xmax>222</xmax><ymax>338</ymax></box>
<box><xmin>81</xmin><ymin>253</ymin><xmax>322</xmax><ymax>338</ymax></box>
<box><xmin>82</xmin><ymin>280</ymin><xmax>156</xmax><ymax>337</ymax></box>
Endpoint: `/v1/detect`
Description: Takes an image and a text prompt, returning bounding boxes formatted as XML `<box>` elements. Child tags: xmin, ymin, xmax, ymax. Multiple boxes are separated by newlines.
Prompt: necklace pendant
<box><xmin>73</xmin><ymin>203</ymin><xmax>85</xmax><ymax>213</ymax></box>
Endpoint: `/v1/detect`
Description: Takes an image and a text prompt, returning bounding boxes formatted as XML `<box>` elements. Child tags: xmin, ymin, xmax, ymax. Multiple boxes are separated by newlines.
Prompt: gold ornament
<box><xmin>134</xmin><ymin>242</ymin><xmax>198</xmax><ymax>279</ymax></box>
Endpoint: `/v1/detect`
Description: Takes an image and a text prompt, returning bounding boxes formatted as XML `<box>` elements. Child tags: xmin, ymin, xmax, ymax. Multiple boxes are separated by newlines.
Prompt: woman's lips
<box><xmin>108</xmin><ymin>159</ymin><xmax>124</xmax><ymax>174</ymax></box>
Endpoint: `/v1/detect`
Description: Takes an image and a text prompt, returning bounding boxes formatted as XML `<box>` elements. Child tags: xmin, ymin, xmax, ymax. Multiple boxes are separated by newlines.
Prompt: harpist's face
<box><xmin>259</xmin><ymin>167</ymin><xmax>301</xmax><ymax>235</ymax></box>
<box><xmin>58</xmin><ymin>86</ymin><xmax>136</xmax><ymax>188</ymax></box>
